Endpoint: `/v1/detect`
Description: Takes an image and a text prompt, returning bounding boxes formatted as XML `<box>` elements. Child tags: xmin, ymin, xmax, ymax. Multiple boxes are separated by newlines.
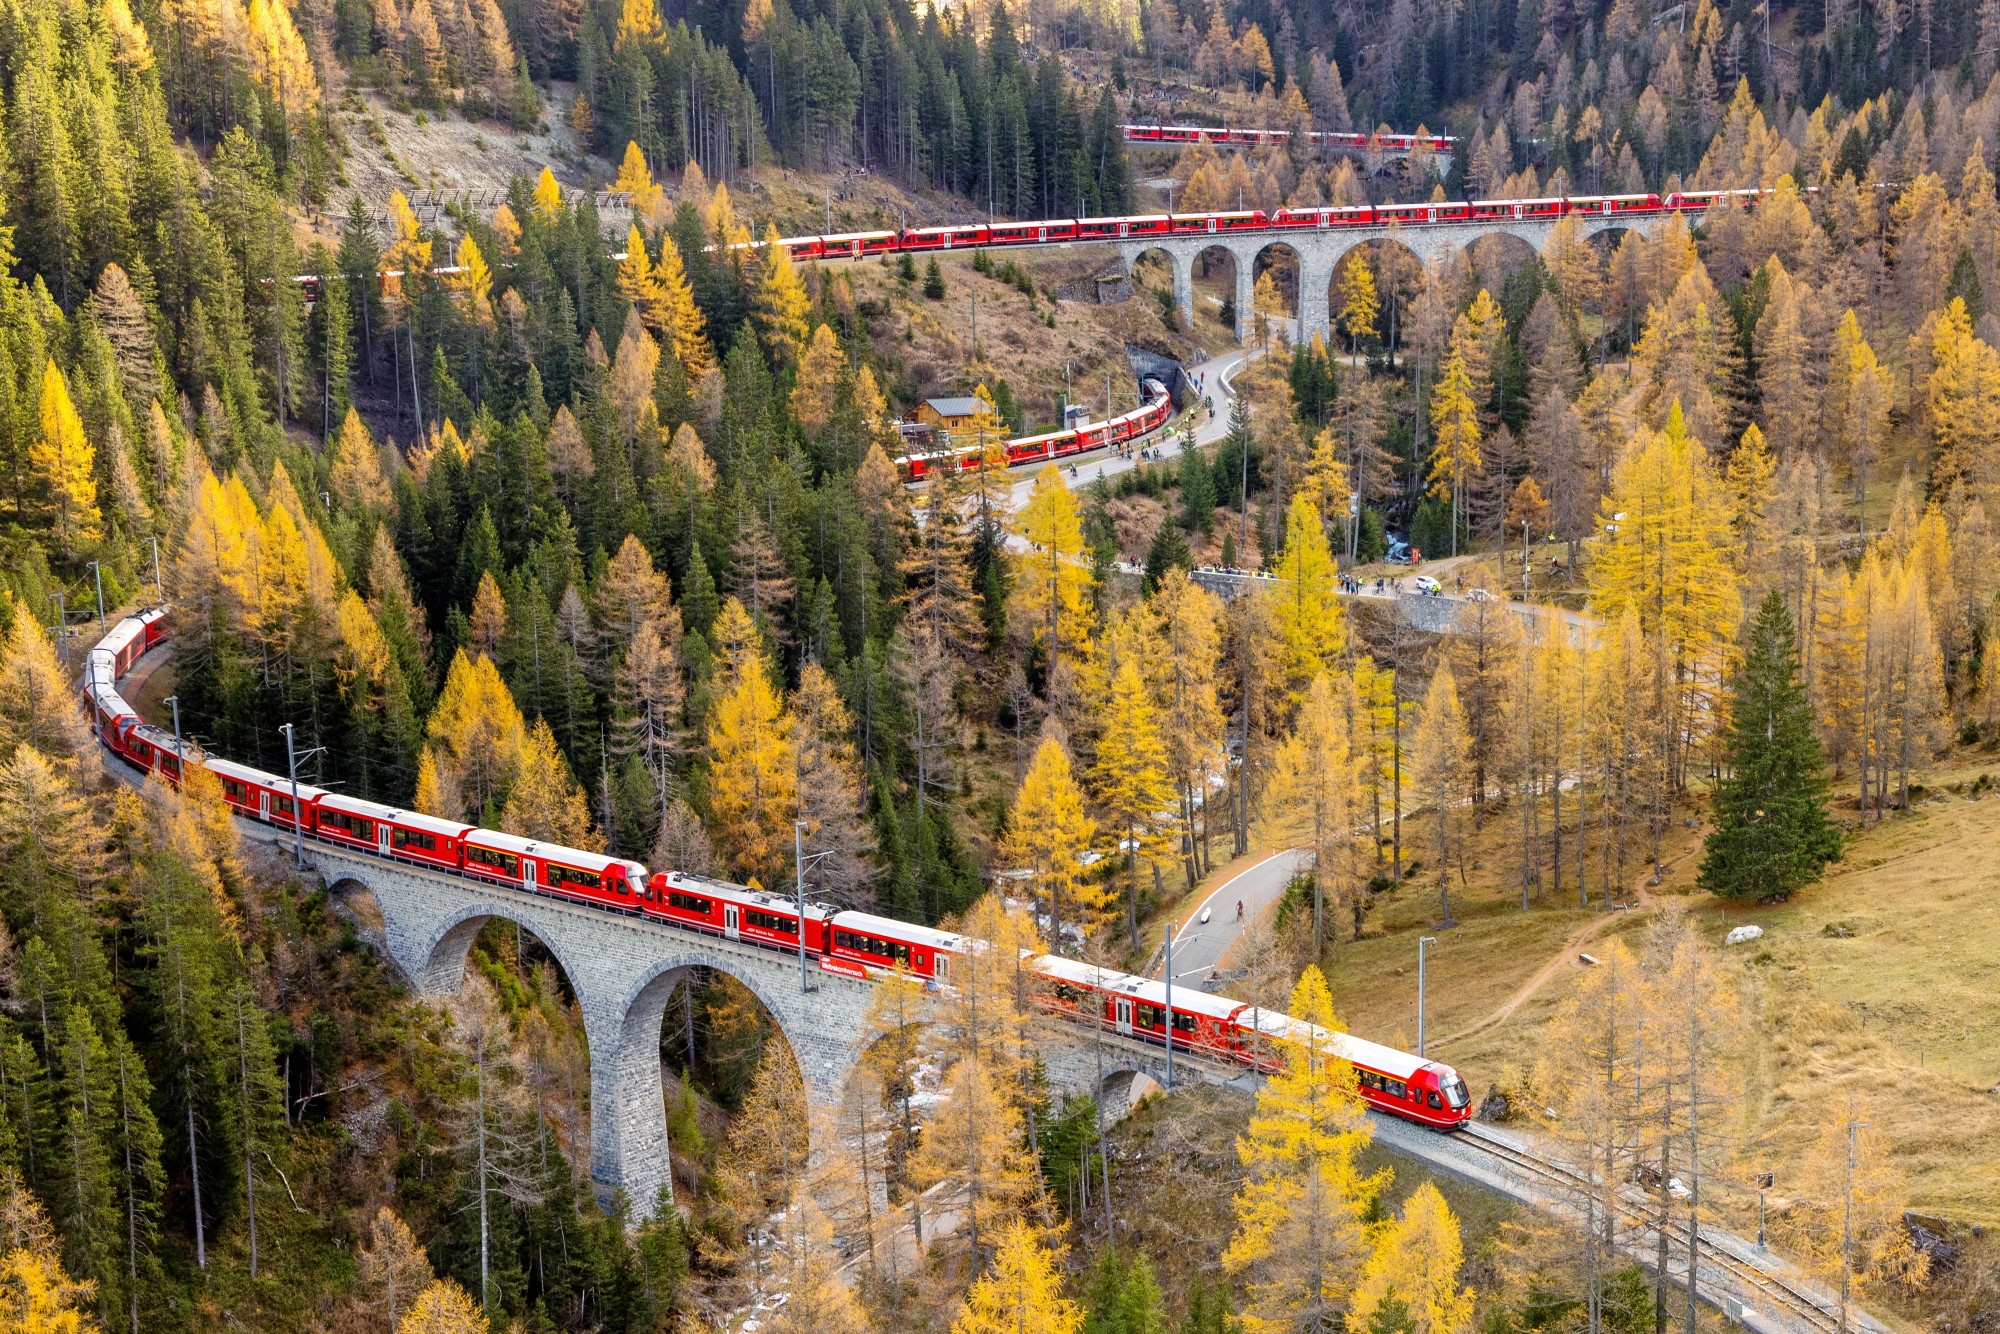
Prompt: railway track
<box><xmin>1453</xmin><ymin>1123</ymin><xmax>1876</xmax><ymax>1334</ymax></box>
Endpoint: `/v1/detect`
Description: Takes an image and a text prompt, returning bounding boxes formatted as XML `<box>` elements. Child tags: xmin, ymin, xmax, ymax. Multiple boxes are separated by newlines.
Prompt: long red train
<box><xmin>897</xmin><ymin>377</ymin><xmax>1174</xmax><ymax>482</ymax></box>
<box><xmin>1122</xmin><ymin>123</ymin><xmax>1455</xmax><ymax>152</ymax></box>
<box><xmin>82</xmin><ymin>608</ymin><xmax>1473</xmax><ymax>1130</ymax></box>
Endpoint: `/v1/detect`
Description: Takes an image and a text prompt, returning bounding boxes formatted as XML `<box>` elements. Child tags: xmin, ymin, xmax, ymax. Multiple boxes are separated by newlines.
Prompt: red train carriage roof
<box><xmin>317</xmin><ymin>792</ymin><xmax>473</xmax><ymax>840</ymax></box>
<box><xmin>1034</xmin><ymin>956</ymin><xmax>1248</xmax><ymax>1022</ymax></box>
<box><xmin>833</xmin><ymin>911</ymin><xmax>966</xmax><ymax>953</ymax></box>
<box><xmin>466</xmin><ymin>829</ymin><xmax>645</xmax><ymax>879</ymax></box>
<box><xmin>206</xmin><ymin>755</ymin><xmax>330</xmax><ymax>804</ymax></box>
<box><xmin>656</xmin><ymin>871</ymin><xmax>836</xmax><ymax>916</ymax></box>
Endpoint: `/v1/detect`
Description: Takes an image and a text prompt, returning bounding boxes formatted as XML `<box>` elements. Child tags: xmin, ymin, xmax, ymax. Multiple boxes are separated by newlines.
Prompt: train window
<box><xmin>1171</xmin><ymin>1012</ymin><xmax>1198</xmax><ymax>1033</ymax></box>
<box><xmin>468</xmin><ymin>846</ymin><xmax>521</xmax><ymax>876</ymax></box>
<box><xmin>323</xmin><ymin>811</ymin><xmax>374</xmax><ymax>841</ymax></box>
<box><xmin>746</xmin><ymin>910</ymin><xmax>797</xmax><ymax>935</ymax></box>
<box><xmin>1427</xmin><ymin>1091</ymin><xmax>1443</xmax><ymax>1109</ymax></box>
<box><xmin>392</xmin><ymin>828</ymin><xmax>438</xmax><ymax>853</ymax></box>
<box><xmin>667</xmin><ymin>891</ymin><xmax>713</xmax><ymax>915</ymax></box>
<box><xmin>546</xmin><ymin>864</ymin><xmax>602</xmax><ymax>892</ymax></box>
<box><xmin>1387</xmin><ymin>1080</ymin><xmax>1408</xmax><ymax>1099</ymax></box>
<box><xmin>1358</xmin><ymin>1070</ymin><xmax>1380</xmax><ymax>1091</ymax></box>
<box><xmin>1135</xmin><ymin>1004</ymin><xmax>1162</xmax><ymax>1028</ymax></box>
<box><xmin>1053</xmin><ymin>983</ymin><xmax>1084</xmax><ymax>1004</ymax></box>
<box><xmin>221</xmin><ymin>779</ymin><xmax>248</xmax><ymax>802</ymax></box>
<box><xmin>273</xmin><ymin>796</ymin><xmax>294</xmax><ymax>817</ymax></box>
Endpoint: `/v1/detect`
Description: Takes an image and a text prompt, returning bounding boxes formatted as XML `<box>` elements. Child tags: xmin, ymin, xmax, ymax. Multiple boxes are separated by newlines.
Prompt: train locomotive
<box><xmin>83</xmin><ymin>607</ymin><xmax>1472</xmax><ymax>1131</ymax></box>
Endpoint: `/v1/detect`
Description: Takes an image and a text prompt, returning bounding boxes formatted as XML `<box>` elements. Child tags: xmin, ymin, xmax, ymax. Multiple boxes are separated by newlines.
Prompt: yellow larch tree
<box><xmin>951</xmin><ymin>1220</ymin><xmax>1084</xmax><ymax>1334</ymax></box>
<box><xmin>329</xmin><ymin>408</ymin><xmax>392</xmax><ymax>512</ymax></box>
<box><xmin>420</xmin><ymin>649</ymin><xmax>528</xmax><ymax>821</ymax></box>
<box><xmin>706</xmin><ymin>596</ymin><xmax>796</xmax><ymax>884</ymax></box>
<box><xmin>1338</xmin><ymin>252</ymin><xmax>1380</xmax><ymax>354</ymax></box>
<box><xmin>912</xmin><ymin>1052</ymin><xmax>1041</xmax><ymax>1280</ymax></box>
<box><xmin>1003</xmin><ymin>733</ymin><xmax>1099</xmax><ymax>941</ymax></box>
<box><xmin>245</xmin><ymin>0</ymin><xmax>318</xmax><ymax>113</ymax></box>
<box><xmin>1589</xmin><ymin>403</ymin><xmax>1741</xmax><ymax>790</ymax></box>
<box><xmin>1410</xmin><ymin>662</ymin><xmax>1471</xmax><ymax>927</ymax></box>
<box><xmin>1927</xmin><ymin>296</ymin><xmax>2000</xmax><ymax>506</ymax></box>
<box><xmin>1349</xmin><ymin>1182</ymin><xmax>1475</xmax><ymax>1334</ymax></box>
<box><xmin>1224</xmin><ymin>965</ymin><xmax>1384</xmax><ymax>1332</ymax></box>
<box><xmin>612</xmin><ymin>140</ymin><xmax>668</xmax><ymax>225</ymax></box>
<box><xmin>755</xmin><ymin>224</ymin><xmax>812</xmax><ymax>362</ymax></box>
<box><xmin>1426</xmin><ymin>346</ymin><xmax>1480</xmax><ymax>554</ymax></box>
<box><xmin>1269</xmin><ymin>671</ymin><xmax>1362</xmax><ymax>951</ymax></box>
<box><xmin>0</xmin><ymin>1244</ymin><xmax>99</xmax><ymax>1334</ymax></box>
<box><xmin>790</xmin><ymin>325</ymin><xmax>847</xmax><ymax>435</ymax></box>
<box><xmin>1303</xmin><ymin>427</ymin><xmax>1353</xmax><ymax>529</ymax></box>
<box><xmin>655</xmin><ymin>232</ymin><xmax>714</xmax><ymax>378</ymax></box>
<box><xmin>1151</xmin><ymin>570</ymin><xmax>1227</xmax><ymax>882</ymax></box>
<box><xmin>467</xmin><ymin>570</ymin><xmax>507</xmax><ymax>660</ymax></box>
<box><xmin>1091</xmin><ymin>658</ymin><xmax>1177</xmax><ymax>949</ymax></box>
<box><xmin>1012</xmin><ymin>466</ymin><xmax>1094</xmax><ymax>703</ymax></box>
<box><xmin>1830</xmin><ymin>310</ymin><xmax>1890</xmax><ymax>532</ymax></box>
<box><xmin>616</xmin><ymin>224</ymin><xmax>666</xmax><ymax>330</ymax></box>
<box><xmin>449</xmin><ymin>233</ymin><xmax>493</xmax><ymax>326</ymax></box>
<box><xmin>1768</xmin><ymin>1098</ymin><xmax>1928</xmax><ymax>1327</ymax></box>
<box><xmin>355</xmin><ymin>1206</ymin><xmax>435</xmax><ymax>1331</ymax></box>
<box><xmin>532</xmin><ymin>167</ymin><xmax>564</xmax><ymax>221</ymax></box>
<box><xmin>1271</xmin><ymin>494</ymin><xmax>1346</xmax><ymax>698</ymax></box>
<box><xmin>31</xmin><ymin>360</ymin><xmax>98</xmax><ymax>558</ymax></box>
<box><xmin>501</xmin><ymin>718</ymin><xmax>602</xmax><ymax>850</ymax></box>
<box><xmin>397</xmin><ymin>1278</ymin><xmax>487</xmax><ymax>1334</ymax></box>
<box><xmin>0</xmin><ymin>601</ymin><xmax>94</xmax><ymax>767</ymax></box>
<box><xmin>383</xmin><ymin>192</ymin><xmax>432</xmax><ymax>296</ymax></box>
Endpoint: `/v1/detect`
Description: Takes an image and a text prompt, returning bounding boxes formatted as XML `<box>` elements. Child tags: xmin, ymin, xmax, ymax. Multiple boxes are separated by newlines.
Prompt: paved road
<box><xmin>1006</xmin><ymin>336</ymin><xmax>1264</xmax><ymax>510</ymax></box>
<box><xmin>1155</xmin><ymin>846</ymin><xmax>1301</xmax><ymax>984</ymax></box>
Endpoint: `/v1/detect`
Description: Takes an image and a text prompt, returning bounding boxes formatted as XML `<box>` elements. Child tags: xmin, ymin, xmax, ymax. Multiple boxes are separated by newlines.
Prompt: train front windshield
<box><xmin>1441</xmin><ymin>1074</ymin><xmax>1470</xmax><ymax>1110</ymax></box>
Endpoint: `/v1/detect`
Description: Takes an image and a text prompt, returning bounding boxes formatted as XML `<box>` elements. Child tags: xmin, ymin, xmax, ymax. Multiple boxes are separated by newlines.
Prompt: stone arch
<box><xmin>1094</xmin><ymin>1067</ymin><xmax>1164</xmax><ymax>1122</ymax></box>
<box><xmin>1463</xmin><ymin>229</ymin><xmax>1541</xmax><ymax>296</ymax></box>
<box><xmin>1326</xmin><ymin>235</ymin><xmax>1429</xmax><ymax>358</ymax></box>
<box><xmin>1190</xmin><ymin>243</ymin><xmax>1244</xmax><ymax>341</ymax></box>
<box><xmin>606</xmin><ymin>952</ymin><xmax>836</xmax><ymax>1215</ymax></box>
<box><xmin>415</xmin><ymin>899</ymin><xmax>598</xmax><ymax>1002</ymax></box>
<box><xmin>1249</xmin><ymin>240</ymin><xmax>1303</xmax><ymax>331</ymax></box>
<box><xmin>1128</xmin><ymin>244</ymin><xmax>1188</xmax><ymax>332</ymax></box>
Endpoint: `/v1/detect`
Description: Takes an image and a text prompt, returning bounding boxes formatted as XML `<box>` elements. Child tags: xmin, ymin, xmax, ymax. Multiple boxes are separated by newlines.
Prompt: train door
<box><xmin>724</xmin><ymin>905</ymin><xmax>740</xmax><ymax>940</ymax></box>
<box><xmin>521</xmin><ymin>858</ymin><xmax>536</xmax><ymax>891</ymax></box>
<box><xmin>933</xmin><ymin>955</ymin><xmax>950</xmax><ymax>982</ymax></box>
<box><xmin>258</xmin><ymin>791</ymin><xmax>270</xmax><ymax>820</ymax></box>
<box><xmin>1114</xmin><ymin>999</ymin><xmax>1134</xmax><ymax>1035</ymax></box>
<box><xmin>377</xmin><ymin>823</ymin><xmax>393</xmax><ymax>856</ymax></box>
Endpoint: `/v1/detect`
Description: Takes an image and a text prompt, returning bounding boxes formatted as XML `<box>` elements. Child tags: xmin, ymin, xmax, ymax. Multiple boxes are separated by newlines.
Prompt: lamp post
<box><xmin>87</xmin><ymin>561</ymin><xmax>106</xmax><ymax>632</ymax></box>
<box><xmin>1755</xmin><ymin>1171</ymin><xmax>1773</xmax><ymax>1250</ymax></box>
<box><xmin>793</xmin><ymin>822</ymin><xmax>828</xmax><ymax>994</ymax></box>
<box><xmin>1162</xmin><ymin>918</ymin><xmax>1175</xmax><ymax>1091</ymax></box>
<box><xmin>165</xmin><ymin>695</ymin><xmax>183</xmax><ymax>769</ymax></box>
<box><xmin>151</xmin><ymin>535</ymin><xmax>163</xmax><ymax>604</ymax></box>
<box><xmin>1417</xmin><ymin>935</ymin><xmax>1438</xmax><ymax>1057</ymax></box>
<box><xmin>280</xmin><ymin>724</ymin><xmax>305</xmax><ymax>868</ymax></box>
<box><xmin>49</xmin><ymin>593</ymin><xmax>67</xmax><ymax>667</ymax></box>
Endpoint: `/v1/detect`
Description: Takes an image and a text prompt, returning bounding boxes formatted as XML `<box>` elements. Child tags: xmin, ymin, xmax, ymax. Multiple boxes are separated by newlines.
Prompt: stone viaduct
<box><xmin>292</xmin><ymin>836</ymin><xmax>1254</xmax><ymax>1221</ymax></box>
<box><xmin>1117</xmin><ymin>210</ymin><xmax>1667</xmax><ymax>345</ymax></box>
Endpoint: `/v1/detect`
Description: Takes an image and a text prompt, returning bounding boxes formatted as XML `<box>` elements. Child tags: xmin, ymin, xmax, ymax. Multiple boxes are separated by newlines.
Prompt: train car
<box><xmin>990</xmin><ymin>219</ymin><xmax>1075</xmax><ymax>245</ymax></box>
<box><xmin>312</xmin><ymin>792</ymin><xmax>472</xmax><ymax>872</ymax></box>
<box><xmin>644</xmin><ymin>872</ymin><xmax>836</xmax><ymax>952</ymax></box>
<box><xmin>1245</xmin><ymin>1012</ymin><xmax>1472</xmax><ymax>1128</ymax></box>
<box><xmin>464</xmin><ymin>830</ymin><xmax>647</xmax><ymax>910</ymax></box>
<box><xmin>809</xmin><ymin>231</ymin><xmax>900</xmax><ymax>261</ymax></box>
<box><xmin>904</xmin><ymin>223</ymin><xmax>994</xmax><ymax>251</ymax></box>
<box><xmin>827</xmin><ymin>911</ymin><xmax>963</xmax><ymax>981</ymax></box>
<box><xmin>111</xmin><ymin>718</ymin><xmax>194</xmax><ymax>781</ymax></box>
<box><xmin>203</xmin><ymin>755</ymin><xmax>327</xmax><ymax>829</ymax></box>
<box><xmin>1034</xmin><ymin>957</ymin><xmax>1249</xmax><ymax>1061</ymax></box>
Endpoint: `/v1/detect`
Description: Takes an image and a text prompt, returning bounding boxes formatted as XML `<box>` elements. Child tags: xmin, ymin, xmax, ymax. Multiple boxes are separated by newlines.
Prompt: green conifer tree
<box><xmin>1698</xmin><ymin>590</ymin><xmax>1841</xmax><ymax>901</ymax></box>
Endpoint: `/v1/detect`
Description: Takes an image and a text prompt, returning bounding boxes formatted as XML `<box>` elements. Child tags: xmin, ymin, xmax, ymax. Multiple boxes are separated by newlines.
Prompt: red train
<box><xmin>771</xmin><ymin>189</ymin><xmax>1762</xmax><ymax>263</ymax></box>
<box><xmin>83</xmin><ymin>607</ymin><xmax>1473</xmax><ymax>1130</ymax></box>
<box><xmin>1122</xmin><ymin>123</ymin><xmax>1456</xmax><ymax>153</ymax></box>
<box><xmin>898</xmin><ymin>378</ymin><xmax>1173</xmax><ymax>482</ymax></box>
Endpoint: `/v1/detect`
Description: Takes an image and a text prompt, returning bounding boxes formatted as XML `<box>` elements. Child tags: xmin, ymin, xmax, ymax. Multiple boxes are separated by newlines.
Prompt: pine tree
<box><xmin>30</xmin><ymin>361</ymin><xmax>99</xmax><ymax>559</ymax></box>
<box><xmin>1091</xmin><ymin>659</ymin><xmax>1177</xmax><ymax>948</ymax></box>
<box><xmin>952</xmin><ymin>1219</ymin><xmax>1084</xmax><ymax>1334</ymax></box>
<box><xmin>1699</xmin><ymin>591</ymin><xmax>1840</xmax><ymax>900</ymax></box>
<box><xmin>1350</xmin><ymin>1183</ymin><xmax>1473</xmax><ymax>1334</ymax></box>
<box><xmin>501</xmin><ymin>717</ymin><xmax>602</xmax><ymax>850</ymax></box>
<box><xmin>1270</xmin><ymin>673</ymin><xmax>1362</xmax><ymax>952</ymax></box>
<box><xmin>1004</xmin><ymin>735</ymin><xmax>1099</xmax><ymax>941</ymax></box>
<box><xmin>706</xmin><ymin>598</ymin><xmax>797</xmax><ymax>884</ymax></box>
<box><xmin>1338</xmin><ymin>254</ymin><xmax>1380</xmax><ymax>355</ymax></box>
<box><xmin>0</xmin><ymin>608</ymin><xmax>94</xmax><ymax>767</ymax></box>
<box><xmin>1271</xmin><ymin>495</ymin><xmax>1345</xmax><ymax>698</ymax></box>
<box><xmin>754</xmin><ymin>225</ymin><xmax>811</xmax><ymax>362</ymax></box>
<box><xmin>1224</xmin><ymin>966</ymin><xmax>1382</xmax><ymax>1329</ymax></box>
<box><xmin>1410</xmin><ymin>664</ymin><xmax>1471</xmax><ymax>927</ymax></box>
